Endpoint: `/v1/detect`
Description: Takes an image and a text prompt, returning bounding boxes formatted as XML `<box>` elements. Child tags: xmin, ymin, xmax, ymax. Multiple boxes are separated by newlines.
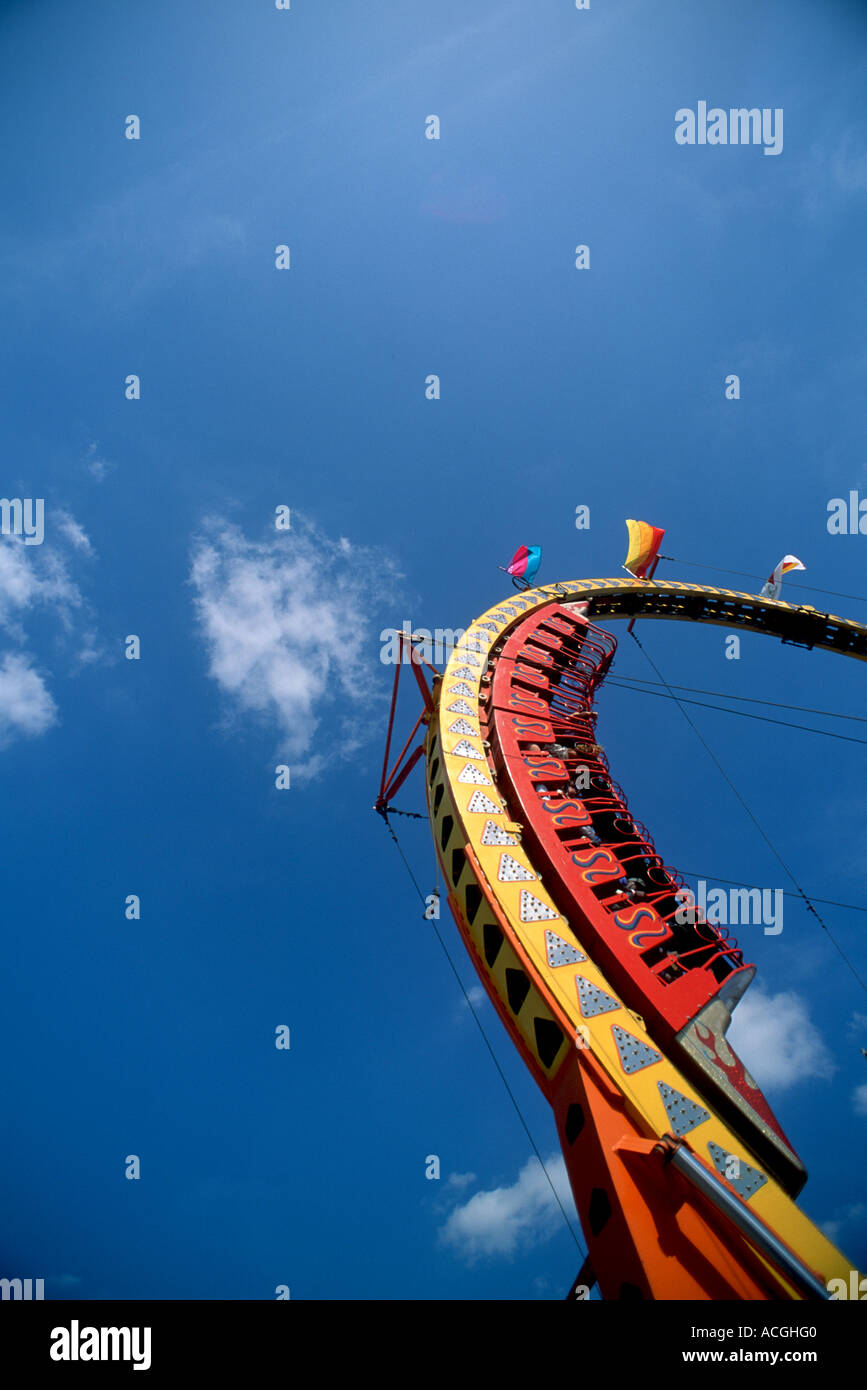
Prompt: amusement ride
<box><xmin>374</xmin><ymin>525</ymin><xmax>866</xmax><ymax>1300</ymax></box>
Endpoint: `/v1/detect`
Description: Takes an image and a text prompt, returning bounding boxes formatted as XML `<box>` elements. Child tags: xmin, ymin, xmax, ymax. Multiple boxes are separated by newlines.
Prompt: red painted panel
<box><xmin>483</xmin><ymin>602</ymin><xmax>799</xmax><ymax>1172</ymax></box>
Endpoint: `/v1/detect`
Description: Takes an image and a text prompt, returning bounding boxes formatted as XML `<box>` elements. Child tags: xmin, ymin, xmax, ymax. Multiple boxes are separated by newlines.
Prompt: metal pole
<box><xmin>666</xmin><ymin>1141</ymin><xmax>830</xmax><ymax>1301</ymax></box>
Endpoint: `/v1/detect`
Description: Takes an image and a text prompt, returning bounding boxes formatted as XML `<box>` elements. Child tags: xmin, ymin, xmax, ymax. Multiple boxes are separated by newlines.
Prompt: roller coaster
<box><xmin>375</xmin><ymin>578</ymin><xmax>867</xmax><ymax>1300</ymax></box>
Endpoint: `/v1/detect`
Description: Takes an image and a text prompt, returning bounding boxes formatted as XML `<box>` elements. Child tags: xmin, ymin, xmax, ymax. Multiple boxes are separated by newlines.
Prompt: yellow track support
<box><xmin>425</xmin><ymin>579</ymin><xmax>866</xmax><ymax>1299</ymax></box>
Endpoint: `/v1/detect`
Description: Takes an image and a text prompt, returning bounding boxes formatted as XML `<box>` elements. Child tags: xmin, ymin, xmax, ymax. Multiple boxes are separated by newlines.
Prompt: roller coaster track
<box><xmin>416</xmin><ymin>578</ymin><xmax>866</xmax><ymax>1300</ymax></box>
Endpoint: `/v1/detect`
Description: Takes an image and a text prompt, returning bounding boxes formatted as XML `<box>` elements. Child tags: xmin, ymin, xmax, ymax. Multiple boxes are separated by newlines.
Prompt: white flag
<box><xmin>760</xmin><ymin>554</ymin><xmax>805</xmax><ymax>600</ymax></box>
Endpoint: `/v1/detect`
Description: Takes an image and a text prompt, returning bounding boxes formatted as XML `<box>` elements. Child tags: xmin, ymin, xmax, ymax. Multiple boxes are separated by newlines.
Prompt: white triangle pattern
<box><xmin>452</xmin><ymin>667</ymin><xmax>476</xmax><ymax>680</ymax></box>
<box><xmin>707</xmin><ymin>1142</ymin><xmax>768</xmax><ymax>1200</ymax></box>
<box><xmin>480</xmin><ymin>820</ymin><xmax>517</xmax><ymax>846</ymax></box>
<box><xmin>448</xmin><ymin>718</ymin><xmax>478</xmax><ymax>736</ymax></box>
<box><xmin>519</xmin><ymin>891</ymin><xmax>559</xmax><ymax>922</ymax></box>
<box><xmin>449</xmin><ymin>682</ymin><xmax>474</xmax><ymax>696</ymax></box>
<box><xmin>575</xmin><ymin>976</ymin><xmax>620</xmax><ymax>1018</ymax></box>
<box><xmin>447</xmin><ymin>700</ymin><xmax>473</xmax><ymax>715</ymax></box>
<box><xmin>612</xmin><ymin>1026</ymin><xmax>661</xmax><ymax>1074</ymax></box>
<box><xmin>498</xmin><ymin>854</ymin><xmax>535</xmax><ymax>882</ymax></box>
<box><xmin>657</xmin><ymin>1082</ymin><xmax>709</xmax><ymax>1135</ymax></box>
<box><xmin>450</xmin><ymin>739</ymin><xmax>483</xmax><ymax>759</ymax></box>
<box><xmin>457</xmin><ymin>763</ymin><xmax>491</xmax><ymax>785</ymax></box>
<box><xmin>466</xmin><ymin>791</ymin><xmax>502</xmax><ymax>814</ymax></box>
<box><xmin>544</xmin><ymin>931</ymin><xmax>586</xmax><ymax>968</ymax></box>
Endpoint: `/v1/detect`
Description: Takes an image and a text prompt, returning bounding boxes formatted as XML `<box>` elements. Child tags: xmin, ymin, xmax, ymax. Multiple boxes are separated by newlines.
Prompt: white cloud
<box><xmin>846</xmin><ymin>1011</ymin><xmax>867</xmax><ymax>1043</ymax></box>
<box><xmin>450</xmin><ymin>983</ymin><xmax>487</xmax><ymax>1026</ymax></box>
<box><xmin>853</xmin><ymin>1082</ymin><xmax>867</xmax><ymax>1117</ymax></box>
<box><xmin>189</xmin><ymin>515</ymin><xmax>400</xmax><ymax>780</ymax></box>
<box><xmin>76</xmin><ymin>630</ymin><xmax>102</xmax><ymax>666</ymax></box>
<box><xmin>0</xmin><ymin>528</ymin><xmax>85</xmax><ymax>621</ymax></box>
<box><xmin>0</xmin><ymin>166</ymin><xmax>246</xmax><ymax>313</ymax></box>
<box><xmin>55</xmin><ymin>511</ymin><xmax>94</xmax><ymax>555</ymax></box>
<box><xmin>447</xmin><ymin>1171</ymin><xmax>477</xmax><ymax>1191</ymax></box>
<box><xmin>0</xmin><ymin>538</ymin><xmax>78</xmax><ymax>637</ymax></box>
<box><xmin>0</xmin><ymin>652</ymin><xmax>57</xmax><ymax>747</ymax></box>
<box><xmin>792</xmin><ymin>127</ymin><xmax>867</xmax><ymax>219</ymax></box>
<box><xmin>727</xmin><ymin>986</ymin><xmax>836</xmax><ymax>1091</ymax></box>
<box><xmin>829</xmin><ymin>129</ymin><xmax>867</xmax><ymax>195</ymax></box>
<box><xmin>822</xmin><ymin>1201</ymin><xmax>867</xmax><ymax>1247</ymax></box>
<box><xmin>439</xmin><ymin>1153</ymin><xmax>576</xmax><ymax>1263</ymax></box>
<box><xmin>0</xmin><ymin>521</ymin><xmax>98</xmax><ymax>749</ymax></box>
<box><xmin>84</xmin><ymin>442</ymin><xmax>114</xmax><ymax>482</ymax></box>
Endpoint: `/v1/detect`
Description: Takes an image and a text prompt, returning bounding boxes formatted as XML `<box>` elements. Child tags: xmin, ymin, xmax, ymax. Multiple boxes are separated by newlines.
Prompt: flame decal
<box><xmin>694</xmin><ymin>1022</ymin><xmax>760</xmax><ymax>1095</ymax></box>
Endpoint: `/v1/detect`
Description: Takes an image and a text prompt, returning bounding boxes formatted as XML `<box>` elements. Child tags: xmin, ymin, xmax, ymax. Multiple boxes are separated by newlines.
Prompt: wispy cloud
<box><xmin>727</xmin><ymin>986</ymin><xmax>836</xmax><ymax>1091</ymax></box>
<box><xmin>853</xmin><ymin>1082</ymin><xmax>867</xmax><ymax>1117</ymax></box>
<box><xmin>83</xmin><ymin>442</ymin><xmax>114</xmax><ymax>483</ymax></box>
<box><xmin>447</xmin><ymin>982</ymin><xmax>488</xmax><ymax>1027</ymax></box>
<box><xmin>189</xmin><ymin>513</ymin><xmax>401</xmax><ymax>780</ymax></box>
<box><xmin>0</xmin><ymin>652</ymin><xmax>57</xmax><ymax>748</ymax></box>
<box><xmin>0</xmin><ymin>533</ymin><xmax>82</xmax><ymax>639</ymax></box>
<box><xmin>0</xmin><ymin>163</ymin><xmax>245</xmax><ymax>317</ymax></box>
<box><xmin>446</xmin><ymin>1171</ymin><xmax>477</xmax><ymax>1191</ymax></box>
<box><xmin>791</xmin><ymin>125</ymin><xmax>867</xmax><ymax>218</ymax></box>
<box><xmin>822</xmin><ymin>1201</ymin><xmax>867</xmax><ymax>1248</ymax></box>
<box><xmin>439</xmin><ymin>1153</ymin><xmax>576</xmax><ymax>1263</ymax></box>
<box><xmin>56</xmin><ymin>511</ymin><xmax>94</xmax><ymax>555</ymax></box>
<box><xmin>829</xmin><ymin>131</ymin><xmax>867</xmax><ymax>194</ymax></box>
<box><xmin>846</xmin><ymin>1011</ymin><xmax>867</xmax><ymax>1044</ymax></box>
<box><xmin>0</xmin><ymin>515</ymin><xmax>96</xmax><ymax>747</ymax></box>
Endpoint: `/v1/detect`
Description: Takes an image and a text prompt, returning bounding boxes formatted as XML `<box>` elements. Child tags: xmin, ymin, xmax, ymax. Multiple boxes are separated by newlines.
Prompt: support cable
<box><xmin>608</xmin><ymin>675</ymin><xmax>867</xmax><ymax>725</ymax></box>
<box><xmin>628</xmin><ymin>631</ymin><xmax>867</xmax><ymax>998</ymax></box>
<box><xmin>379</xmin><ymin>810</ymin><xmax>588</xmax><ymax>1260</ymax></box>
<box><xmin>658</xmin><ymin>555</ymin><xmax>867</xmax><ymax>606</ymax></box>
<box><xmin>606</xmin><ymin>679</ymin><xmax>867</xmax><ymax>746</ymax></box>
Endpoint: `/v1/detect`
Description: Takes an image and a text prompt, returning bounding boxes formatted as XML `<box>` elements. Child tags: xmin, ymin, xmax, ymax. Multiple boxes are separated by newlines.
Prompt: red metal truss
<box><xmin>375</xmin><ymin>634</ymin><xmax>438</xmax><ymax>815</ymax></box>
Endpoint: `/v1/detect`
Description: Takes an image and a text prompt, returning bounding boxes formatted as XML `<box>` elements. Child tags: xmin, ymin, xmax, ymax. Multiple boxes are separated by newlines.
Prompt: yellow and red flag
<box><xmin>623</xmin><ymin>520</ymin><xmax>665</xmax><ymax>579</ymax></box>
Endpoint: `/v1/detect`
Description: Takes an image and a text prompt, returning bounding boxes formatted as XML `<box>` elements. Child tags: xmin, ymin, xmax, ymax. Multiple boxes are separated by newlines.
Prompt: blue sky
<box><xmin>0</xmin><ymin>0</ymin><xmax>866</xmax><ymax>1300</ymax></box>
